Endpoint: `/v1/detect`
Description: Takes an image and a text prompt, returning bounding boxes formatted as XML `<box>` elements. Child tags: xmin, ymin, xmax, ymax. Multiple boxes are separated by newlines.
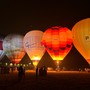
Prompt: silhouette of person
<box><xmin>43</xmin><ymin>66</ymin><xmax>47</xmax><ymax>76</ymax></box>
<box><xmin>36</xmin><ymin>66</ymin><xmax>39</xmax><ymax>79</ymax></box>
<box><xmin>39</xmin><ymin>66</ymin><xmax>43</xmax><ymax>76</ymax></box>
<box><xmin>23</xmin><ymin>67</ymin><xmax>25</xmax><ymax>78</ymax></box>
<box><xmin>17</xmin><ymin>66</ymin><xmax>24</xmax><ymax>81</ymax></box>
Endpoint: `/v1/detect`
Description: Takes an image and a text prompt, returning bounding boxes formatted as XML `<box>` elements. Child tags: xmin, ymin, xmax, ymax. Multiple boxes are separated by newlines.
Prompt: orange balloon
<box><xmin>72</xmin><ymin>18</ymin><xmax>90</xmax><ymax>64</ymax></box>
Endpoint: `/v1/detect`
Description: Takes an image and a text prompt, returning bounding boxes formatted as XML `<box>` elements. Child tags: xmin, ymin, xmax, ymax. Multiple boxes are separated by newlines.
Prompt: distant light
<box><xmin>29</xmin><ymin>63</ymin><xmax>31</xmax><ymax>65</ymax></box>
<box><xmin>5</xmin><ymin>63</ymin><xmax>8</xmax><ymax>66</ymax></box>
<box><xmin>14</xmin><ymin>63</ymin><xmax>16</xmax><ymax>66</ymax></box>
<box><xmin>23</xmin><ymin>64</ymin><xmax>25</xmax><ymax>67</ymax></box>
<box><xmin>17</xmin><ymin>64</ymin><xmax>20</xmax><ymax>66</ymax></box>
<box><xmin>10</xmin><ymin>63</ymin><xmax>13</xmax><ymax>66</ymax></box>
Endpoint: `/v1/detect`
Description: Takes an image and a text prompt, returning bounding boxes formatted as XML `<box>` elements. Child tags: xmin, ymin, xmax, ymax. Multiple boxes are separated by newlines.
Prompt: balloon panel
<box><xmin>41</xmin><ymin>26</ymin><xmax>73</xmax><ymax>61</ymax></box>
<box><xmin>3</xmin><ymin>34</ymin><xmax>25</xmax><ymax>64</ymax></box>
<box><xmin>72</xmin><ymin>18</ymin><xmax>90</xmax><ymax>64</ymax></box>
<box><xmin>23</xmin><ymin>30</ymin><xmax>46</xmax><ymax>61</ymax></box>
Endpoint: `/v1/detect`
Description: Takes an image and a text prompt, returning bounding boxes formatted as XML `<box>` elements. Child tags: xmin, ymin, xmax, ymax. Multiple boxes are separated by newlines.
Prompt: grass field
<box><xmin>0</xmin><ymin>70</ymin><xmax>90</xmax><ymax>90</ymax></box>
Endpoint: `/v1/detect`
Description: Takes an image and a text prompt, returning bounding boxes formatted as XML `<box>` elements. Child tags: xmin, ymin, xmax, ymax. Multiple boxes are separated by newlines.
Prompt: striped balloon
<box><xmin>41</xmin><ymin>26</ymin><xmax>73</xmax><ymax>69</ymax></box>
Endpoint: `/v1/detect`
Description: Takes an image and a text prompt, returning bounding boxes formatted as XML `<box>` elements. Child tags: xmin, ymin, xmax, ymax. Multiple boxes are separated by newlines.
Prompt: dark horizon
<box><xmin>0</xmin><ymin>1</ymin><xmax>89</xmax><ymax>36</ymax></box>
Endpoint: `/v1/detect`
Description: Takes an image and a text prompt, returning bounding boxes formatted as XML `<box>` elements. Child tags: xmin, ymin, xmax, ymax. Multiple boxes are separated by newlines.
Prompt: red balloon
<box><xmin>41</xmin><ymin>26</ymin><xmax>73</xmax><ymax>62</ymax></box>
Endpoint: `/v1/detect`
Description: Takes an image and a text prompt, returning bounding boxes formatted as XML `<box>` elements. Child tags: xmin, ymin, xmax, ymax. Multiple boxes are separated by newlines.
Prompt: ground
<box><xmin>0</xmin><ymin>70</ymin><xmax>90</xmax><ymax>90</ymax></box>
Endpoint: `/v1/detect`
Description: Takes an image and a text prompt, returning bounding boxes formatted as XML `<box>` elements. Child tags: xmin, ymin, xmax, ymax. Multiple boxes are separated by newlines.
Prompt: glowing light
<box><xmin>10</xmin><ymin>63</ymin><xmax>13</xmax><ymax>66</ymax></box>
<box><xmin>72</xmin><ymin>18</ymin><xmax>90</xmax><ymax>64</ymax></box>
<box><xmin>23</xmin><ymin>30</ymin><xmax>46</xmax><ymax>68</ymax></box>
<box><xmin>3</xmin><ymin>34</ymin><xmax>26</xmax><ymax>64</ymax></box>
<box><xmin>5</xmin><ymin>63</ymin><xmax>8</xmax><ymax>66</ymax></box>
<box><xmin>23</xmin><ymin>64</ymin><xmax>25</xmax><ymax>67</ymax></box>
<box><xmin>29</xmin><ymin>63</ymin><xmax>31</xmax><ymax>64</ymax></box>
<box><xmin>56</xmin><ymin>60</ymin><xmax>59</xmax><ymax>64</ymax></box>
<box><xmin>32</xmin><ymin>56</ymin><xmax>40</xmax><ymax>60</ymax></box>
<box><xmin>14</xmin><ymin>63</ymin><xmax>16</xmax><ymax>66</ymax></box>
<box><xmin>41</xmin><ymin>26</ymin><xmax>72</xmax><ymax>61</ymax></box>
<box><xmin>52</xmin><ymin>56</ymin><xmax>63</xmax><ymax>61</ymax></box>
<box><xmin>17</xmin><ymin>64</ymin><xmax>20</xmax><ymax>67</ymax></box>
<box><xmin>32</xmin><ymin>60</ymin><xmax>39</xmax><ymax>67</ymax></box>
<box><xmin>41</xmin><ymin>26</ymin><xmax>73</xmax><ymax>70</ymax></box>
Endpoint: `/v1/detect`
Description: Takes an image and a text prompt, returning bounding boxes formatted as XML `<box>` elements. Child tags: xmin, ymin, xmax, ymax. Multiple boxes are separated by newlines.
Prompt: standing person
<box><xmin>17</xmin><ymin>66</ymin><xmax>24</xmax><ymax>81</ymax></box>
<box><xmin>43</xmin><ymin>66</ymin><xmax>47</xmax><ymax>76</ymax></box>
<box><xmin>11</xmin><ymin>67</ymin><xmax>14</xmax><ymax>73</ymax></box>
<box><xmin>36</xmin><ymin>66</ymin><xmax>39</xmax><ymax>79</ymax></box>
<box><xmin>23</xmin><ymin>67</ymin><xmax>25</xmax><ymax>78</ymax></box>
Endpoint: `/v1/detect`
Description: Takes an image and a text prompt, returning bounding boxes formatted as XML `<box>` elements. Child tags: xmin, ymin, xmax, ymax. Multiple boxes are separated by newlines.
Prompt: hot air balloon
<box><xmin>3</xmin><ymin>34</ymin><xmax>26</xmax><ymax>64</ymax></box>
<box><xmin>41</xmin><ymin>26</ymin><xmax>73</xmax><ymax>70</ymax></box>
<box><xmin>0</xmin><ymin>35</ymin><xmax>5</xmax><ymax>60</ymax></box>
<box><xmin>72</xmin><ymin>18</ymin><xmax>90</xmax><ymax>65</ymax></box>
<box><xmin>23</xmin><ymin>30</ymin><xmax>46</xmax><ymax>68</ymax></box>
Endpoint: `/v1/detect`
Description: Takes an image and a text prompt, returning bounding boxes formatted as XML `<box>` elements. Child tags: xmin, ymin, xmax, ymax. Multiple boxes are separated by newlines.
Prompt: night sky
<box><xmin>0</xmin><ymin>0</ymin><xmax>90</xmax><ymax>69</ymax></box>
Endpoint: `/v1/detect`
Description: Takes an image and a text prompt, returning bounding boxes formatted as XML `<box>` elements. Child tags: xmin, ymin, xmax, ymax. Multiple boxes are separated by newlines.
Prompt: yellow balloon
<box><xmin>72</xmin><ymin>18</ymin><xmax>90</xmax><ymax>64</ymax></box>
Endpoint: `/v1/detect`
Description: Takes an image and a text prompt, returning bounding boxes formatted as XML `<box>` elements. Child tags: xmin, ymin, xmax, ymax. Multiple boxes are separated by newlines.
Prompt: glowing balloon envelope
<box><xmin>0</xmin><ymin>35</ymin><xmax>5</xmax><ymax>60</ymax></box>
<box><xmin>23</xmin><ymin>30</ymin><xmax>46</xmax><ymax>68</ymax></box>
<box><xmin>72</xmin><ymin>18</ymin><xmax>90</xmax><ymax>64</ymax></box>
<box><xmin>3</xmin><ymin>34</ymin><xmax>26</xmax><ymax>64</ymax></box>
<box><xmin>41</xmin><ymin>26</ymin><xmax>73</xmax><ymax>69</ymax></box>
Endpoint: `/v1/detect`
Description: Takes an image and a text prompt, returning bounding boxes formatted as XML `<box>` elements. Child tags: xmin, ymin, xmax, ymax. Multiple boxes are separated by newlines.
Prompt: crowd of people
<box><xmin>17</xmin><ymin>65</ymin><xmax>47</xmax><ymax>81</ymax></box>
<box><xmin>0</xmin><ymin>65</ymin><xmax>47</xmax><ymax>81</ymax></box>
